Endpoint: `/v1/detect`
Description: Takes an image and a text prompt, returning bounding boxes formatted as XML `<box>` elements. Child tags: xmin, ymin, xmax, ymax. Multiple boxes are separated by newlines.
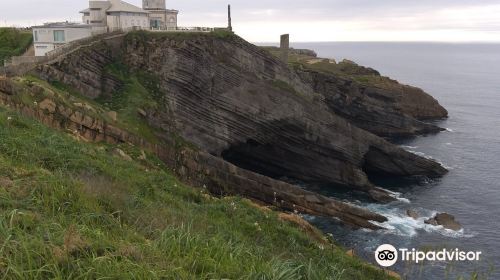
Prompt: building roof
<box><xmin>32</xmin><ymin>22</ymin><xmax>92</xmax><ymax>29</ymax></box>
<box><xmin>107</xmin><ymin>0</ymin><xmax>149</xmax><ymax>13</ymax></box>
<box><xmin>79</xmin><ymin>8</ymin><xmax>90</xmax><ymax>13</ymax></box>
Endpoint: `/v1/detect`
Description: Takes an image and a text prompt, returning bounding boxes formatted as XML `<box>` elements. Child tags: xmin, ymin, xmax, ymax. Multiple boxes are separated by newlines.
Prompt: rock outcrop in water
<box><xmin>425</xmin><ymin>213</ymin><xmax>462</xmax><ymax>231</ymax></box>
<box><xmin>29</xmin><ymin>31</ymin><xmax>448</xmax><ymax>227</ymax></box>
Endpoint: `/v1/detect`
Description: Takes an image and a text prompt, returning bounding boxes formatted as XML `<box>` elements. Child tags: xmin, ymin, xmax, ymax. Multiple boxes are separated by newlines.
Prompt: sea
<box><xmin>258</xmin><ymin>42</ymin><xmax>500</xmax><ymax>280</ymax></box>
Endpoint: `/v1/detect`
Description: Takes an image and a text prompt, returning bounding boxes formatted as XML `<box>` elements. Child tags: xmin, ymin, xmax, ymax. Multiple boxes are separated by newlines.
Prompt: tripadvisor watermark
<box><xmin>374</xmin><ymin>244</ymin><xmax>482</xmax><ymax>267</ymax></box>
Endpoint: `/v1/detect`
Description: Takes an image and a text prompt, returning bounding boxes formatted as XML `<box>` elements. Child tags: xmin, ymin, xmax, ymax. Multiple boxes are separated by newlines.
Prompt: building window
<box><xmin>34</xmin><ymin>31</ymin><xmax>38</xmax><ymax>42</ymax></box>
<box><xmin>53</xmin><ymin>30</ymin><xmax>65</xmax><ymax>42</ymax></box>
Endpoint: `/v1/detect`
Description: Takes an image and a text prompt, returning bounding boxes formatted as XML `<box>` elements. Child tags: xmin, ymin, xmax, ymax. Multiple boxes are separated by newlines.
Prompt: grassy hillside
<box><xmin>0</xmin><ymin>28</ymin><xmax>33</xmax><ymax>65</ymax></box>
<box><xmin>0</xmin><ymin>77</ymin><xmax>393</xmax><ymax>279</ymax></box>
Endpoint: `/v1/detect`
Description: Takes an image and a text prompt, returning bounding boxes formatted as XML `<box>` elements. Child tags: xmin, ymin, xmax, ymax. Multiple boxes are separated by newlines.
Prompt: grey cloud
<box><xmin>0</xmin><ymin>0</ymin><xmax>499</xmax><ymax>40</ymax></box>
<box><xmin>173</xmin><ymin>0</ymin><xmax>500</xmax><ymax>18</ymax></box>
<box><xmin>2</xmin><ymin>0</ymin><xmax>499</xmax><ymax>23</ymax></box>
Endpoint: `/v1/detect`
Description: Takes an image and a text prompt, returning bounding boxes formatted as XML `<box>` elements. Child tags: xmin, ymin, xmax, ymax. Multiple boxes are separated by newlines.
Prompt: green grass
<box><xmin>20</xmin><ymin>74</ymin><xmax>161</xmax><ymax>143</ymax></box>
<box><xmin>126</xmin><ymin>29</ymin><xmax>236</xmax><ymax>43</ymax></box>
<box><xmin>271</xmin><ymin>79</ymin><xmax>298</xmax><ymax>94</ymax></box>
<box><xmin>78</xmin><ymin>61</ymin><xmax>163</xmax><ymax>144</ymax></box>
<box><xmin>0</xmin><ymin>28</ymin><xmax>33</xmax><ymax>65</ymax></box>
<box><xmin>14</xmin><ymin>71</ymin><xmax>195</xmax><ymax>152</ymax></box>
<box><xmin>0</xmin><ymin>104</ymin><xmax>393</xmax><ymax>279</ymax></box>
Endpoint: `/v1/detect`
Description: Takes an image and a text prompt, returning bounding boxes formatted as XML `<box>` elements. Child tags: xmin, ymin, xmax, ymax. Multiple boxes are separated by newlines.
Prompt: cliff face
<box><xmin>297</xmin><ymin>69</ymin><xmax>447</xmax><ymax>137</ymax></box>
<box><xmin>35</xmin><ymin>31</ymin><xmax>447</xmax><ymax>205</ymax></box>
<box><xmin>264</xmin><ymin>47</ymin><xmax>448</xmax><ymax>137</ymax></box>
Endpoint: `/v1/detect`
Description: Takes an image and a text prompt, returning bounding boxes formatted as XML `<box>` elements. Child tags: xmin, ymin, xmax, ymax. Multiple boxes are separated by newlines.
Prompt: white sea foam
<box><xmin>368</xmin><ymin>208</ymin><xmax>423</xmax><ymax>237</ymax></box>
<box><xmin>410</xmin><ymin>151</ymin><xmax>434</xmax><ymax>159</ymax></box>
<box><xmin>437</xmin><ymin>160</ymin><xmax>453</xmax><ymax>170</ymax></box>
<box><xmin>445</xmin><ymin>128</ymin><xmax>454</xmax><ymax>132</ymax></box>
<box><xmin>382</xmin><ymin>189</ymin><xmax>411</xmax><ymax>203</ymax></box>
<box><xmin>366</xmin><ymin>205</ymin><xmax>474</xmax><ymax>239</ymax></box>
<box><xmin>396</xmin><ymin>196</ymin><xmax>411</xmax><ymax>204</ymax></box>
<box><xmin>401</xmin><ymin>145</ymin><xmax>418</xmax><ymax>150</ymax></box>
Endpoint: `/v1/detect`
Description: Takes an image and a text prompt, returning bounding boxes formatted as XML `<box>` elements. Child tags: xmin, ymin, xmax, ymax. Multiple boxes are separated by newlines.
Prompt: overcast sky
<box><xmin>1</xmin><ymin>0</ymin><xmax>500</xmax><ymax>42</ymax></box>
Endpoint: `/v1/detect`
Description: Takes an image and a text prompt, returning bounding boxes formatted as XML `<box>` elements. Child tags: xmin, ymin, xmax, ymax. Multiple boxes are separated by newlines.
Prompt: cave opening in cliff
<box><xmin>221</xmin><ymin>139</ymin><xmax>289</xmax><ymax>180</ymax></box>
<box><xmin>362</xmin><ymin>146</ymin><xmax>399</xmax><ymax>177</ymax></box>
<box><xmin>362</xmin><ymin>146</ymin><xmax>418</xmax><ymax>183</ymax></box>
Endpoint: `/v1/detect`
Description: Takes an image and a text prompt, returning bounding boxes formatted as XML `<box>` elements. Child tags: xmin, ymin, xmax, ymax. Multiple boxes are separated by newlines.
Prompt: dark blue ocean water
<box><xmin>261</xmin><ymin>42</ymin><xmax>500</xmax><ymax>279</ymax></box>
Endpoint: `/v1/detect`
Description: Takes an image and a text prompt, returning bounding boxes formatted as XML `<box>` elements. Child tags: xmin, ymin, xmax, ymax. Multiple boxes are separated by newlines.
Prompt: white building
<box><xmin>32</xmin><ymin>0</ymin><xmax>180</xmax><ymax>57</ymax></box>
<box><xmin>80</xmin><ymin>0</ymin><xmax>178</xmax><ymax>32</ymax></box>
<box><xmin>32</xmin><ymin>22</ymin><xmax>92</xmax><ymax>56</ymax></box>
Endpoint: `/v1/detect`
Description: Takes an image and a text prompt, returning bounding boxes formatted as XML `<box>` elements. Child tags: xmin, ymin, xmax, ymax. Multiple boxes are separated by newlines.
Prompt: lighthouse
<box><xmin>142</xmin><ymin>0</ymin><xmax>178</xmax><ymax>30</ymax></box>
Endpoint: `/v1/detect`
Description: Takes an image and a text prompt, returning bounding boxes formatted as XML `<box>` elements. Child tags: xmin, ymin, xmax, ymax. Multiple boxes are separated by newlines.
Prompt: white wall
<box><xmin>34</xmin><ymin>43</ymin><xmax>56</xmax><ymax>57</ymax></box>
<box><xmin>89</xmin><ymin>1</ymin><xmax>111</xmax><ymax>26</ymax></box>
<box><xmin>107</xmin><ymin>15</ymin><xmax>120</xmax><ymax>31</ymax></box>
<box><xmin>33</xmin><ymin>27</ymin><xmax>92</xmax><ymax>44</ymax></box>
<box><xmin>147</xmin><ymin>10</ymin><xmax>177</xmax><ymax>30</ymax></box>
<box><xmin>120</xmin><ymin>13</ymin><xmax>149</xmax><ymax>29</ymax></box>
<box><xmin>107</xmin><ymin>12</ymin><xmax>149</xmax><ymax>31</ymax></box>
<box><xmin>82</xmin><ymin>14</ymin><xmax>91</xmax><ymax>25</ymax></box>
<box><xmin>166</xmin><ymin>12</ymin><xmax>177</xmax><ymax>29</ymax></box>
<box><xmin>33</xmin><ymin>27</ymin><xmax>92</xmax><ymax>56</ymax></box>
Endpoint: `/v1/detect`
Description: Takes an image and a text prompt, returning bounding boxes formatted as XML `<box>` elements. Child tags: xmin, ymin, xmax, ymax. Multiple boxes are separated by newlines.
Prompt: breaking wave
<box><xmin>365</xmin><ymin>204</ymin><xmax>475</xmax><ymax>239</ymax></box>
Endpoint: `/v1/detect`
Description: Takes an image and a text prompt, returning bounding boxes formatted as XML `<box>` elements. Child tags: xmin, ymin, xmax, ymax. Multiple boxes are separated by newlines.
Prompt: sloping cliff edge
<box><xmin>3</xmin><ymin>31</ymin><xmax>448</xmax><ymax>230</ymax></box>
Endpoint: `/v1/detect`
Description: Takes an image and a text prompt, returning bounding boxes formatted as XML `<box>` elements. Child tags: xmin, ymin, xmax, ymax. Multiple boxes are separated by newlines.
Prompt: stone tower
<box><xmin>143</xmin><ymin>0</ymin><xmax>166</xmax><ymax>10</ymax></box>
<box><xmin>280</xmin><ymin>34</ymin><xmax>290</xmax><ymax>63</ymax></box>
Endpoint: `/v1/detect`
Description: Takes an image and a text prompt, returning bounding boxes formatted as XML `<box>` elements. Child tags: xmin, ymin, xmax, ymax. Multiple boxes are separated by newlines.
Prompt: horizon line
<box><xmin>253</xmin><ymin>40</ymin><xmax>500</xmax><ymax>44</ymax></box>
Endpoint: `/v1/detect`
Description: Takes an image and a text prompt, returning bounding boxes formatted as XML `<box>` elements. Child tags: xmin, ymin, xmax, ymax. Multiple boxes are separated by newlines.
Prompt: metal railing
<box><xmin>150</xmin><ymin>26</ymin><xmax>227</xmax><ymax>32</ymax></box>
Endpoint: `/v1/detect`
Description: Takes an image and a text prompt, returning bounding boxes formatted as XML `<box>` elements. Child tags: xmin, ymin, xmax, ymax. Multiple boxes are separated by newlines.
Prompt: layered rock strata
<box><xmin>35</xmin><ymin>32</ymin><xmax>447</xmax><ymax>204</ymax></box>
